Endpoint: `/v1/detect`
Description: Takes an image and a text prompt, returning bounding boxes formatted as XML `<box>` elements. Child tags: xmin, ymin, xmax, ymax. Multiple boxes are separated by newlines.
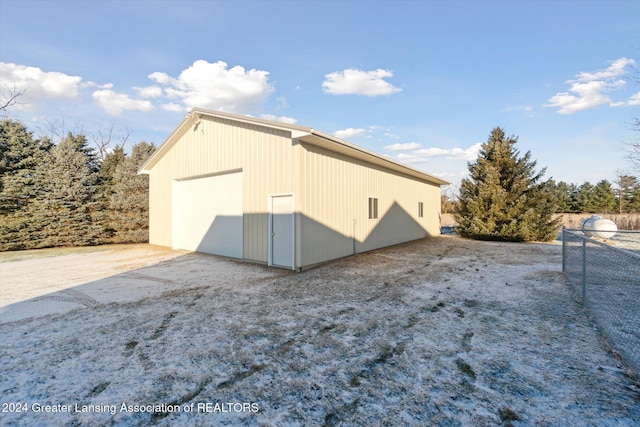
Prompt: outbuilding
<box><xmin>139</xmin><ymin>108</ymin><xmax>449</xmax><ymax>270</ymax></box>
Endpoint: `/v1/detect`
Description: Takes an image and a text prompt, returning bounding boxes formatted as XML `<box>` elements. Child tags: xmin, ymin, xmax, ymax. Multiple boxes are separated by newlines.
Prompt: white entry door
<box><xmin>172</xmin><ymin>171</ymin><xmax>243</xmax><ymax>258</ymax></box>
<box><xmin>270</xmin><ymin>195</ymin><xmax>294</xmax><ymax>269</ymax></box>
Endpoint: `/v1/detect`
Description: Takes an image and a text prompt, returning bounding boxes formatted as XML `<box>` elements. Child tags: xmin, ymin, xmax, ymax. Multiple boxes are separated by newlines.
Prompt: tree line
<box><xmin>3</xmin><ymin>117</ymin><xmax>638</xmax><ymax>249</ymax></box>
<box><xmin>0</xmin><ymin>119</ymin><xmax>155</xmax><ymax>251</ymax></box>
<box><xmin>547</xmin><ymin>177</ymin><xmax>640</xmax><ymax>214</ymax></box>
<box><xmin>443</xmin><ymin>175</ymin><xmax>640</xmax><ymax>215</ymax></box>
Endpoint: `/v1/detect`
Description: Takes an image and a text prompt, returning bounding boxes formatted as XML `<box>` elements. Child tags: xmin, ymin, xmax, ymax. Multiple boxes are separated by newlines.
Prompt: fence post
<box><xmin>562</xmin><ymin>227</ymin><xmax>566</xmax><ymax>273</ymax></box>
<box><xmin>581</xmin><ymin>237</ymin><xmax>587</xmax><ymax>305</ymax></box>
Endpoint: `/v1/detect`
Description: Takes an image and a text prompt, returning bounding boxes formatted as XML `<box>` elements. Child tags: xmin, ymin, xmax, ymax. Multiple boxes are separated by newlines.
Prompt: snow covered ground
<box><xmin>1</xmin><ymin>237</ymin><xmax>639</xmax><ymax>426</ymax></box>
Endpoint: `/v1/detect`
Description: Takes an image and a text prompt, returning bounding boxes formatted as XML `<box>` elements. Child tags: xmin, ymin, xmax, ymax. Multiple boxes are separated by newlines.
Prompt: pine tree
<box><xmin>549</xmin><ymin>181</ymin><xmax>579</xmax><ymax>213</ymax></box>
<box><xmin>109</xmin><ymin>142</ymin><xmax>155</xmax><ymax>243</ymax></box>
<box><xmin>629</xmin><ymin>184</ymin><xmax>640</xmax><ymax>212</ymax></box>
<box><xmin>0</xmin><ymin>119</ymin><xmax>52</xmax><ymax>250</ymax></box>
<box><xmin>99</xmin><ymin>145</ymin><xmax>126</xmax><ymax>189</ymax></box>
<box><xmin>576</xmin><ymin>182</ymin><xmax>596</xmax><ymax>213</ymax></box>
<box><xmin>0</xmin><ymin>120</ymin><xmax>52</xmax><ymax>213</ymax></box>
<box><xmin>455</xmin><ymin>127</ymin><xmax>560</xmax><ymax>242</ymax></box>
<box><xmin>34</xmin><ymin>133</ymin><xmax>101</xmax><ymax>247</ymax></box>
<box><xmin>96</xmin><ymin>145</ymin><xmax>126</xmax><ymax>238</ymax></box>
<box><xmin>616</xmin><ymin>175</ymin><xmax>640</xmax><ymax>213</ymax></box>
<box><xmin>591</xmin><ymin>180</ymin><xmax>616</xmax><ymax>213</ymax></box>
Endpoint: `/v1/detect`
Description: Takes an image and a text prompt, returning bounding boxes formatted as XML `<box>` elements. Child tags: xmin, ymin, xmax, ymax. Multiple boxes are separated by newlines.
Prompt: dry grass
<box><xmin>557</xmin><ymin>213</ymin><xmax>640</xmax><ymax>231</ymax></box>
<box><xmin>441</xmin><ymin>213</ymin><xmax>640</xmax><ymax>231</ymax></box>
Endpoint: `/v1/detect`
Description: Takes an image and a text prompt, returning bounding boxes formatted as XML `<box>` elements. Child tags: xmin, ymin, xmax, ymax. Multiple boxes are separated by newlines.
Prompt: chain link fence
<box><xmin>562</xmin><ymin>228</ymin><xmax>640</xmax><ymax>377</ymax></box>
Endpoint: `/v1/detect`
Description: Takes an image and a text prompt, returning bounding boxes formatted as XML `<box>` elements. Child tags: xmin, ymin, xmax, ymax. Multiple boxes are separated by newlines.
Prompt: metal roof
<box><xmin>139</xmin><ymin>108</ymin><xmax>450</xmax><ymax>186</ymax></box>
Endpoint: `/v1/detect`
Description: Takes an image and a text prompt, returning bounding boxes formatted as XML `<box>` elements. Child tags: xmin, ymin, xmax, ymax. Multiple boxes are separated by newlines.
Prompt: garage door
<box><xmin>172</xmin><ymin>171</ymin><xmax>243</xmax><ymax>258</ymax></box>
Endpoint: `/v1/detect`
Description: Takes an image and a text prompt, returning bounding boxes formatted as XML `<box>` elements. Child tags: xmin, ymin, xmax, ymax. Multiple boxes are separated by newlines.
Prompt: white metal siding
<box><xmin>146</xmin><ymin>113</ymin><xmax>443</xmax><ymax>269</ymax></box>
<box><xmin>147</xmin><ymin>116</ymin><xmax>295</xmax><ymax>263</ymax></box>
<box><xmin>172</xmin><ymin>171</ymin><xmax>243</xmax><ymax>258</ymax></box>
<box><xmin>297</xmin><ymin>142</ymin><xmax>441</xmax><ymax>267</ymax></box>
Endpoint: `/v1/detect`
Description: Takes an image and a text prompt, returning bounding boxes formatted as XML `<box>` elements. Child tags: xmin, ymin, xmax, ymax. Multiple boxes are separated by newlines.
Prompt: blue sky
<box><xmin>1</xmin><ymin>0</ymin><xmax>639</xmax><ymax>191</ymax></box>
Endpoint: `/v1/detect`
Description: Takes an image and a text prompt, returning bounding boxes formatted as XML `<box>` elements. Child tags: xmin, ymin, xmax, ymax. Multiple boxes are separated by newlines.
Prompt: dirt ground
<box><xmin>1</xmin><ymin>237</ymin><xmax>639</xmax><ymax>426</ymax></box>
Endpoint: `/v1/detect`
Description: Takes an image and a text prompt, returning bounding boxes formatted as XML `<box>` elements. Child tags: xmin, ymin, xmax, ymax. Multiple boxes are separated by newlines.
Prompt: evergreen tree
<box><xmin>547</xmin><ymin>180</ymin><xmax>577</xmax><ymax>213</ymax></box>
<box><xmin>63</xmin><ymin>132</ymin><xmax>100</xmax><ymax>173</ymax></box>
<box><xmin>559</xmin><ymin>181</ymin><xmax>579</xmax><ymax>213</ymax></box>
<box><xmin>576</xmin><ymin>182</ymin><xmax>596</xmax><ymax>213</ymax></box>
<box><xmin>96</xmin><ymin>145</ymin><xmax>126</xmax><ymax>238</ymax></box>
<box><xmin>98</xmin><ymin>145</ymin><xmax>126</xmax><ymax>189</ymax></box>
<box><xmin>629</xmin><ymin>184</ymin><xmax>640</xmax><ymax>212</ymax></box>
<box><xmin>0</xmin><ymin>119</ymin><xmax>52</xmax><ymax>250</ymax></box>
<box><xmin>0</xmin><ymin>119</ymin><xmax>52</xmax><ymax>213</ymax></box>
<box><xmin>34</xmin><ymin>133</ymin><xmax>101</xmax><ymax>247</ymax></box>
<box><xmin>109</xmin><ymin>142</ymin><xmax>155</xmax><ymax>243</ymax></box>
<box><xmin>591</xmin><ymin>180</ymin><xmax>616</xmax><ymax>213</ymax></box>
<box><xmin>616</xmin><ymin>175</ymin><xmax>640</xmax><ymax>213</ymax></box>
<box><xmin>455</xmin><ymin>127</ymin><xmax>560</xmax><ymax>241</ymax></box>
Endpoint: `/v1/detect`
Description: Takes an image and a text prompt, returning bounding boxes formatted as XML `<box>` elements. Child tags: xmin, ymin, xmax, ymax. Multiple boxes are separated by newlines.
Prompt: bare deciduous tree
<box><xmin>627</xmin><ymin>117</ymin><xmax>640</xmax><ymax>175</ymax></box>
<box><xmin>92</xmin><ymin>125</ymin><xmax>131</xmax><ymax>161</ymax></box>
<box><xmin>0</xmin><ymin>86</ymin><xmax>27</xmax><ymax>113</ymax></box>
<box><xmin>625</xmin><ymin>60</ymin><xmax>640</xmax><ymax>175</ymax></box>
<box><xmin>93</xmin><ymin>124</ymin><xmax>115</xmax><ymax>161</ymax></box>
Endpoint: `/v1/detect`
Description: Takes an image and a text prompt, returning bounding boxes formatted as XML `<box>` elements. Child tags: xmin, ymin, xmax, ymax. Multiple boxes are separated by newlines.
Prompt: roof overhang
<box><xmin>294</xmin><ymin>130</ymin><xmax>448</xmax><ymax>186</ymax></box>
<box><xmin>138</xmin><ymin>108</ymin><xmax>450</xmax><ymax>187</ymax></box>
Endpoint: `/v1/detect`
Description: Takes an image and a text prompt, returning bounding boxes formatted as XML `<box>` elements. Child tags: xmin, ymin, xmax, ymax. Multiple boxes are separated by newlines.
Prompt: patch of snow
<box><xmin>0</xmin><ymin>238</ymin><xmax>638</xmax><ymax>425</ymax></box>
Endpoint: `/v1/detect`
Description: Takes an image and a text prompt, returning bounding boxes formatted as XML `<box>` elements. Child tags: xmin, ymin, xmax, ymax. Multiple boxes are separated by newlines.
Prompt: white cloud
<box><xmin>92</xmin><ymin>89</ymin><xmax>154</xmax><ymax>116</ymax></box>
<box><xmin>396</xmin><ymin>153</ymin><xmax>427</xmax><ymax>164</ymax></box>
<box><xmin>546</xmin><ymin>57</ymin><xmax>636</xmax><ymax>114</ymax></box>
<box><xmin>414</xmin><ymin>142</ymin><xmax>482</xmax><ymax>161</ymax></box>
<box><xmin>546</xmin><ymin>80</ymin><xmax>620</xmax><ymax>114</ymax></box>
<box><xmin>259</xmin><ymin>114</ymin><xmax>298</xmax><ymax>124</ymax></box>
<box><xmin>432</xmin><ymin>171</ymin><xmax>467</xmax><ymax>180</ymax></box>
<box><xmin>322</xmin><ymin>68</ymin><xmax>401</xmax><ymax>96</ymax></box>
<box><xmin>134</xmin><ymin>85</ymin><xmax>163</xmax><ymax>98</ymax></box>
<box><xmin>161</xmin><ymin>103</ymin><xmax>184</xmax><ymax>112</ymax></box>
<box><xmin>576</xmin><ymin>57</ymin><xmax>635</xmax><ymax>81</ymax></box>
<box><xmin>148</xmin><ymin>60</ymin><xmax>274</xmax><ymax>113</ymax></box>
<box><xmin>500</xmin><ymin>105</ymin><xmax>534</xmax><ymax>115</ymax></box>
<box><xmin>83</xmin><ymin>82</ymin><xmax>113</xmax><ymax>90</ymax></box>
<box><xmin>628</xmin><ymin>92</ymin><xmax>640</xmax><ymax>106</ymax></box>
<box><xmin>148</xmin><ymin>71</ymin><xmax>172</xmax><ymax>85</ymax></box>
<box><xmin>334</xmin><ymin>128</ymin><xmax>366</xmax><ymax>139</ymax></box>
<box><xmin>0</xmin><ymin>62</ymin><xmax>82</xmax><ymax>109</ymax></box>
<box><xmin>384</xmin><ymin>142</ymin><xmax>422</xmax><ymax>151</ymax></box>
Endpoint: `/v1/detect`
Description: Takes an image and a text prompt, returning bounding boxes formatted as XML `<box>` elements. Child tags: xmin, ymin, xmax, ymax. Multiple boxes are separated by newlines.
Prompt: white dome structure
<box><xmin>581</xmin><ymin>215</ymin><xmax>617</xmax><ymax>239</ymax></box>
